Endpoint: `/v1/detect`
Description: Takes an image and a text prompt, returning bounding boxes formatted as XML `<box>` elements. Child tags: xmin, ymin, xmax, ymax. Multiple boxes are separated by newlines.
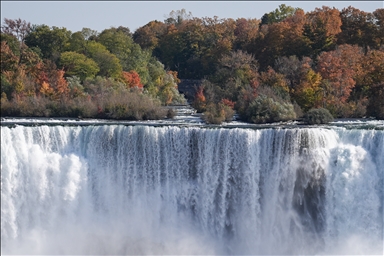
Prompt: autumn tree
<box><xmin>233</xmin><ymin>18</ymin><xmax>260</xmax><ymax>51</ymax></box>
<box><xmin>274</xmin><ymin>55</ymin><xmax>322</xmax><ymax>111</ymax></box>
<box><xmin>133</xmin><ymin>21</ymin><xmax>167</xmax><ymax>51</ymax></box>
<box><xmin>0</xmin><ymin>41</ymin><xmax>19</xmax><ymax>72</ymax></box>
<box><xmin>337</xmin><ymin>6</ymin><xmax>377</xmax><ymax>51</ymax></box>
<box><xmin>1</xmin><ymin>32</ymin><xmax>20</xmax><ymax>56</ymax></box>
<box><xmin>316</xmin><ymin>44</ymin><xmax>364</xmax><ymax>116</ymax></box>
<box><xmin>212</xmin><ymin>50</ymin><xmax>259</xmax><ymax>101</ymax></box>
<box><xmin>303</xmin><ymin>6</ymin><xmax>342</xmax><ymax>56</ymax></box>
<box><xmin>373</xmin><ymin>9</ymin><xmax>384</xmax><ymax>48</ymax></box>
<box><xmin>259</xmin><ymin>67</ymin><xmax>290</xmax><ymax>100</ymax></box>
<box><xmin>355</xmin><ymin>49</ymin><xmax>384</xmax><ymax>118</ymax></box>
<box><xmin>367</xmin><ymin>82</ymin><xmax>384</xmax><ymax>119</ymax></box>
<box><xmin>121</xmin><ymin>70</ymin><xmax>143</xmax><ymax>89</ymax></box>
<box><xmin>293</xmin><ymin>69</ymin><xmax>323</xmax><ymax>111</ymax></box>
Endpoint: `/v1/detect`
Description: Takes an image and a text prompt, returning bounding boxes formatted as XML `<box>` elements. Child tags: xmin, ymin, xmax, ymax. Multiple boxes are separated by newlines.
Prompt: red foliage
<box><xmin>122</xmin><ymin>70</ymin><xmax>143</xmax><ymax>89</ymax></box>
<box><xmin>221</xmin><ymin>98</ymin><xmax>235</xmax><ymax>109</ymax></box>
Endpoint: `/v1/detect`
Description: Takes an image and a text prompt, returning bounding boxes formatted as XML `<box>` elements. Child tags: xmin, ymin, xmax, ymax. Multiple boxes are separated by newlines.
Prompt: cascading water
<box><xmin>1</xmin><ymin>124</ymin><xmax>383</xmax><ymax>255</ymax></box>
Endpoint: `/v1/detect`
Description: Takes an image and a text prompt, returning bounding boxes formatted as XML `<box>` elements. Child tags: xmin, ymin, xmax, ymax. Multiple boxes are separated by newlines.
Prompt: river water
<box><xmin>1</xmin><ymin>117</ymin><xmax>383</xmax><ymax>255</ymax></box>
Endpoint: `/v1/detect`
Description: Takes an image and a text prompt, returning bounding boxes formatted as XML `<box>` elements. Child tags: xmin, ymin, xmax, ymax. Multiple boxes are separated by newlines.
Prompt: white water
<box><xmin>1</xmin><ymin>125</ymin><xmax>383</xmax><ymax>255</ymax></box>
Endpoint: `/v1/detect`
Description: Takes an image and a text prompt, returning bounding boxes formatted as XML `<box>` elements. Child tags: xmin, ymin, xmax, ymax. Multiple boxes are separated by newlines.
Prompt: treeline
<box><xmin>1</xmin><ymin>5</ymin><xmax>384</xmax><ymax>123</ymax></box>
<box><xmin>133</xmin><ymin>6</ymin><xmax>384</xmax><ymax>123</ymax></box>
<box><xmin>1</xmin><ymin>19</ymin><xmax>185</xmax><ymax>119</ymax></box>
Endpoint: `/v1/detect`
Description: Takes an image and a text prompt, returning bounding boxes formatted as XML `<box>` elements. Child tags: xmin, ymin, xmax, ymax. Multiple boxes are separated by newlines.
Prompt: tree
<box><xmin>1</xmin><ymin>32</ymin><xmax>21</xmax><ymax>56</ymax></box>
<box><xmin>133</xmin><ymin>21</ymin><xmax>167</xmax><ymax>51</ymax></box>
<box><xmin>85</xmin><ymin>41</ymin><xmax>122</xmax><ymax>78</ymax></box>
<box><xmin>303</xmin><ymin>6</ymin><xmax>342</xmax><ymax>55</ymax></box>
<box><xmin>1</xmin><ymin>18</ymin><xmax>31</xmax><ymax>43</ymax></box>
<box><xmin>259</xmin><ymin>67</ymin><xmax>290</xmax><ymax>100</ymax></box>
<box><xmin>80</xmin><ymin>27</ymin><xmax>98</xmax><ymax>40</ymax></box>
<box><xmin>25</xmin><ymin>25</ymin><xmax>72</xmax><ymax>62</ymax></box>
<box><xmin>261</xmin><ymin>4</ymin><xmax>293</xmax><ymax>25</ymax></box>
<box><xmin>316</xmin><ymin>44</ymin><xmax>363</xmax><ymax>116</ymax></box>
<box><xmin>67</xmin><ymin>31</ymin><xmax>87</xmax><ymax>53</ymax></box>
<box><xmin>213</xmin><ymin>50</ymin><xmax>259</xmax><ymax>101</ymax></box>
<box><xmin>97</xmin><ymin>27</ymin><xmax>133</xmax><ymax>61</ymax></box>
<box><xmin>233</xmin><ymin>18</ymin><xmax>260</xmax><ymax>50</ymax></box>
<box><xmin>337</xmin><ymin>6</ymin><xmax>377</xmax><ymax>51</ymax></box>
<box><xmin>0</xmin><ymin>41</ymin><xmax>19</xmax><ymax>72</ymax></box>
<box><xmin>274</xmin><ymin>55</ymin><xmax>310</xmax><ymax>90</ymax></box>
<box><xmin>367</xmin><ymin>82</ymin><xmax>384</xmax><ymax>119</ymax></box>
<box><xmin>261</xmin><ymin>4</ymin><xmax>299</xmax><ymax>25</ymax></box>
<box><xmin>373</xmin><ymin>9</ymin><xmax>384</xmax><ymax>48</ymax></box>
<box><xmin>293</xmin><ymin>68</ymin><xmax>323</xmax><ymax>111</ymax></box>
<box><xmin>60</xmin><ymin>51</ymin><xmax>99</xmax><ymax>81</ymax></box>
<box><xmin>121</xmin><ymin>70</ymin><xmax>143</xmax><ymax>89</ymax></box>
<box><xmin>164</xmin><ymin>9</ymin><xmax>193</xmax><ymax>26</ymax></box>
<box><xmin>98</xmin><ymin>27</ymin><xmax>151</xmax><ymax>82</ymax></box>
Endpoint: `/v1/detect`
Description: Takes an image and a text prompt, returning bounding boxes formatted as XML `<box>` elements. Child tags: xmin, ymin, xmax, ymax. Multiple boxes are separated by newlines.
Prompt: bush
<box><xmin>244</xmin><ymin>95</ymin><xmax>296</xmax><ymax>124</ymax></box>
<box><xmin>99</xmin><ymin>90</ymin><xmax>166</xmax><ymax>120</ymax></box>
<box><xmin>1</xmin><ymin>96</ymin><xmax>52</xmax><ymax>117</ymax></box>
<box><xmin>166</xmin><ymin>108</ymin><xmax>176</xmax><ymax>119</ymax></box>
<box><xmin>203</xmin><ymin>103</ymin><xmax>235</xmax><ymax>124</ymax></box>
<box><xmin>304</xmin><ymin>108</ymin><xmax>334</xmax><ymax>124</ymax></box>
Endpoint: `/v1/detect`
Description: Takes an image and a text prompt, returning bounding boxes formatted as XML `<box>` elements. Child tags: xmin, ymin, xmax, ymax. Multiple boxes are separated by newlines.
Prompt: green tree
<box><xmin>97</xmin><ymin>27</ymin><xmax>151</xmax><ymax>82</ymax></box>
<box><xmin>85</xmin><ymin>41</ymin><xmax>122</xmax><ymax>78</ymax></box>
<box><xmin>60</xmin><ymin>51</ymin><xmax>99</xmax><ymax>81</ymax></box>
<box><xmin>260</xmin><ymin>4</ymin><xmax>298</xmax><ymax>25</ymax></box>
<box><xmin>25</xmin><ymin>25</ymin><xmax>71</xmax><ymax>62</ymax></box>
<box><xmin>0</xmin><ymin>33</ymin><xmax>20</xmax><ymax>56</ymax></box>
<box><xmin>67</xmin><ymin>31</ymin><xmax>87</xmax><ymax>53</ymax></box>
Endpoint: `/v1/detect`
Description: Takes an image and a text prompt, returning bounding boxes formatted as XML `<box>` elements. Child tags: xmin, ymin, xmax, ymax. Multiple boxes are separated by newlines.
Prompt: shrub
<box><xmin>245</xmin><ymin>95</ymin><xmax>296</xmax><ymax>124</ymax></box>
<box><xmin>304</xmin><ymin>108</ymin><xmax>334</xmax><ymax>125</ymax></box>
<box><xmin>203</xmin><ymin>103</ymin><xmax>235</xmax><ymax>124</ymax></box>
<box><xmin>1</xmin><ymin>96</ymin><xmax>52</xmax><ymax>117</ymax></box>
<box><xmin>166</xmin><ymin>108</ymin><xmax>176</xmax><ymax>119</ymax></box>
<box><xmin>99</xmin><ymin>90</ymin><xmax>166</xmax><ymax>120</ymax></box>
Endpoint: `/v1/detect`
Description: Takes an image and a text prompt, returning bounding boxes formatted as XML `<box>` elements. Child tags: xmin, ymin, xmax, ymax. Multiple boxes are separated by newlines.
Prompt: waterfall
<box><xmin>1</xmin><ymin>125</ymin><xmax>383</xmax><ymax>255</ymax></box>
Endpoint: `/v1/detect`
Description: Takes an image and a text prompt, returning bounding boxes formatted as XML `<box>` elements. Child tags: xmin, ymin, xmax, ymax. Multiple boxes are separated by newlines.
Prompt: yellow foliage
<box><xmin>40</xmin><ymin>81</ymin><xmax>54</xmax><ymax>96</ymax></box>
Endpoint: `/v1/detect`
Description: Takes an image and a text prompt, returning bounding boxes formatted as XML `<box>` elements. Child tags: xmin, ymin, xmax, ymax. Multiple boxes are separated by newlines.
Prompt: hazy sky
<box><xmin>1</xmin><ymin>1</ymin><xmax>383</xmax><ymax>33</ymax></box>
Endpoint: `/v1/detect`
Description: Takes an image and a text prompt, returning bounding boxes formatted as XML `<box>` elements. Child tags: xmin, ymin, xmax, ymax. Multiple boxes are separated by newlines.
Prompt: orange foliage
<box><xmin>306</xmin><ymin>6</ymin><xmax>342</xmax><ymax>37</ymax></box>
<box><xmin>195</xmin><ymin>86</ymin><xmax>206</xmax><ymax>103</ymax></box>
<box><xmin>55</xmin><ymin>69</ymin><xmax>69</xmax><ymax>95</ymax></box>
<box><xmin>167</xmin><ymin>70</ymin><xmax>181</xmax><ymax>84</ymax></box>
<box><xmin>122</xmin><ymin>70</ymin><xmax>143</xmax><ymax>89</ymax></box>
<box><xmin>317</xmin><ymin>44</ymin><xmax>363</xmax><ymax>103</ymax></box>
<box><xmin>40</xmin><ymin>81</ymin><xmax>54</xmax><ymax>96</ymax></box>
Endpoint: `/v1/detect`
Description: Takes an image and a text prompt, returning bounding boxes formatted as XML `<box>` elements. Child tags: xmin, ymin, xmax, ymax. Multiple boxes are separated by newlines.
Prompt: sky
<box><xmin>1</xmin><ymin>1</ymin><xmax>383</xmax><ymax>33</ymax></box>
